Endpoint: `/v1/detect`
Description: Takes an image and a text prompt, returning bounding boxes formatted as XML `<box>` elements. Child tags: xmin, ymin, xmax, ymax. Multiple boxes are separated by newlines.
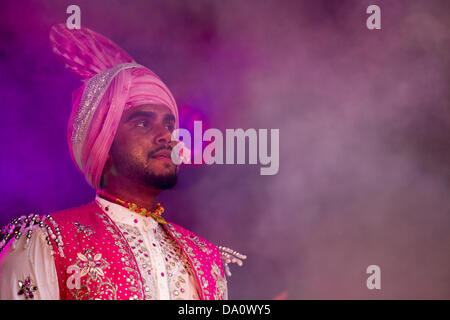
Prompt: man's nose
<box><xmin>154</xmin><ymin>125</ymin><xmax>173</xmax><ymax>145</ymax></box>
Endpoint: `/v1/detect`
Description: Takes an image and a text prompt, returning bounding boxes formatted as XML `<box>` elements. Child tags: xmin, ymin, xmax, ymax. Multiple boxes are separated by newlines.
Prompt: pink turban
<box><xmin>49</xmin><ymin>24</ymin><xmax>179</xmax><ymax>189</ymax></box>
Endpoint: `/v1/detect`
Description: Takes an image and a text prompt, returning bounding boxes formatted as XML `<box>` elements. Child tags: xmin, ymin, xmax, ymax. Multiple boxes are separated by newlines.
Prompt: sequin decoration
<box><xmin>211</xmin><ymin>262</ymin><xmax>227</xmax><ymax>300</ymax></box>
<box><xmin>18</xmin><ymin>276</ymin><xmax>38</xmax><ymax>299</ymax></box>
<box><xmin>155</xmin><ymin>225</ymin><xmax>200</xmax><ymax>300</ymax></box>
<box><xmin>71</xmin><ymin>62</ymin><xmax>144</xmax><ymax>170</ymax></box>
<box><xmin>75</xmin><ymin>249</ymin><xmax>109</xmax><ymax>279</ymax></box>
<box><xmin>72</xmin><ymin>63</ymin><xmax>143</xmax><ymax>145</ymax></box>
<box><xmin>0</xmin><ymin>214</ymin><xmax>65</xmax><ymax>257</ymax></box>
<box><xmin>68</xmin><ymin>248</ymin><xmax>116</xmax><ymax>300</ymax></box>
<box><xmin>116</xmin><ymin>222</ymin><xmax>155</xmax><ymax>300</ymax></box>
<box><xmin>94</xmin><ymin>211</ymin><xmax>143</xmax><ymax>299</ymax></box>
<box><xmin>73</xmin><ymin>222</ymin><xmax>95</xmax><ymax>236</ymax></box>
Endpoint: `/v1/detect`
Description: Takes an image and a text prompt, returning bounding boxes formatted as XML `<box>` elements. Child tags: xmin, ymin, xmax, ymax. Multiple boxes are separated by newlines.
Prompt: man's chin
<box><xmin>144</xmin><ymin>172</ymin><xmax>178</xmax><ymax>190</ymax></box>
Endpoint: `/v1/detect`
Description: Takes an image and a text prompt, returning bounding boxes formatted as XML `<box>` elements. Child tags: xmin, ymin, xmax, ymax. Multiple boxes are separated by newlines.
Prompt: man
<box><xmin>0</xmin><ymin>24</ymin><xmax>245</xmax><ymax>300</ymax></box>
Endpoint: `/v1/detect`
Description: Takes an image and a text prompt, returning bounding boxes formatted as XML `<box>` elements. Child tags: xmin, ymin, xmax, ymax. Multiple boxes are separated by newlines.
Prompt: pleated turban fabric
<box><xmin>49</xmin><ymin>24</ymin><xmax>179</xmax><ymax>189</ymax></box>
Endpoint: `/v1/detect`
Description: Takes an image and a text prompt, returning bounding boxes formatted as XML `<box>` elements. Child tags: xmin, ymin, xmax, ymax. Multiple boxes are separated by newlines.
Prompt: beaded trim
<box><xmin>97</xmin><ymin>190</ymin><xmax>167</xmax><ymax>224</ymax></box>
<box><xmin>71</xmin><ymin>62</ymin><xmax>143</xmax><ymax>170</ymax></box>
<box><xmin>0</xmin><ymin>214</ymin><xmax>65</xmax><ymax>257</ymax></box>
<box><xmin>217</xmin><ymin>246</ymin><xmax>247</xmax><ymax>277</ymax></box>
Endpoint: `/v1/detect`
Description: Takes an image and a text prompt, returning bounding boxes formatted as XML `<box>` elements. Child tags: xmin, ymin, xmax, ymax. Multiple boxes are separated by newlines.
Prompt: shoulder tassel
<box><xmin>218</xmin><ymin>245</ymin><xmax>247</xmax><ymax>277</ymax></box>
<box><xmin>0</xmin><ymin>214</ymin><xmax>65</xmax><ymax>258</ymax></box>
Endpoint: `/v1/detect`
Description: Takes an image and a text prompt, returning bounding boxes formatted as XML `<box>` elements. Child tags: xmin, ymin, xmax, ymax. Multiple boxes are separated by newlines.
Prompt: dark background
<box><xmin>0</xmin><ymin>0</ymin><xmax>449</xmax><ymax>299</ymax></box>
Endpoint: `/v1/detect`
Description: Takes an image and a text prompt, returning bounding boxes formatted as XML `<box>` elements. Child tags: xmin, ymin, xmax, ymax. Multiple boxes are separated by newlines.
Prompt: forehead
<box><xmin>123</xmin><ymin>104</ymin><xmax>174</xmax><ymax>117</ymax></box>
<box><xmin>121</xmin><ymin>104</ymin><xmax>175</xmax><ymax>122</ymax></box>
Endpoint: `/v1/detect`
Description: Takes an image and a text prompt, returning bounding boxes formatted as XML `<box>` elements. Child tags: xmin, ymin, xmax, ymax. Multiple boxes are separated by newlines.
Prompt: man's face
<box><xmin>106</xmin><ymin>104</ymin><xmax>178</xmax><ymax>190</ymax></box>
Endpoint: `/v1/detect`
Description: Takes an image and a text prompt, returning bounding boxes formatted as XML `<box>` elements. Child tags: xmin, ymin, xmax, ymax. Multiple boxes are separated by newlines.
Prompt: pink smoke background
<box><xmin>0</xmin><ymin>0</ymin><xmax>449</xmax><ymax>299</ymax></box>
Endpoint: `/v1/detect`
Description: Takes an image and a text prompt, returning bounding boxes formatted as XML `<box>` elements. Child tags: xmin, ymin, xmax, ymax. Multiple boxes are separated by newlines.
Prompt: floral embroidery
<box><xmin>69</xmin><ymin>249</ymin><xmax>117</xmax><ymax>300</ymax></box>
<box><xmin>211</xmin><ymin>262</ymin><xmax>227</xmax><ymax>300</ymax></box>
<box><xmin>18</xmin><ymin>276</ymin><xmax>38</xmax><ymax>299</ymax></box>
<box><xmin>164</xmin><ymin>223</ymin><xmax>224</xmax><ymax>300</ymax></box>
<box><xmin>53</xmin><ymin>202</ymin><xmax>227</xmax><ymax>300</ymax></box>
<box><xmin>189</xmin><ymin>235</ymin><xmax>213</xmax><ymax>255</ymax></box>
<box><xmin>95</xmin><ymin>211</ymin><xmax>143</xmax><ymax>299</ymax></box>
<box><xmin>155</xmin><ymin>225</ymin><xmax>199</xmax><ymax>300</ymax></box>
<box><xmin>75</xmin><ymin>249</ymin><xmax>108</xmax><ymax>279</ymax></box>
<box><xmin>116</xmin><ymin>223</ymin><xmax>155</xmax><ymax>300</ymax></box>
<box><xmin>73</xmin><ymin>222</ymin><xmax>95</xmax><ymax>236</ymax></box>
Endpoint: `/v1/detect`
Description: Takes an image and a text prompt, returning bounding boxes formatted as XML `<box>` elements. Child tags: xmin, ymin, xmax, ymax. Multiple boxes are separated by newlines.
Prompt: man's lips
<box><xmin>151</xmin><ymin>150</ymin><xmax>173</xmax><ymax>163</ymax></box>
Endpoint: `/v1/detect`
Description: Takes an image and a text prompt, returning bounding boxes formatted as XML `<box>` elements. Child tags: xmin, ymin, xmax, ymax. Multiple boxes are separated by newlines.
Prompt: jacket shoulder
<box><xmin>165</xmin><ymin>221</ymin><xmax>218</xmax><ymax>254</ymax></box>
<box><xmin>0</xmin><ymin>211</ymin><xmax>66</xmax><ymax>257</ymax></box>
<box><xmin>49</xmin><ymin>201</ymin><xmax>98</xmax><ymax>221</ymax></box>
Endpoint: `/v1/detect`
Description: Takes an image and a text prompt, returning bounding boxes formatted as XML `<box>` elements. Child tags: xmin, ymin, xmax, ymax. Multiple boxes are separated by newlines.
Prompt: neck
<box><xmin>101</xmin><ymin>176</ymin><xmax>161</xmax><ymax>211</ymax></box>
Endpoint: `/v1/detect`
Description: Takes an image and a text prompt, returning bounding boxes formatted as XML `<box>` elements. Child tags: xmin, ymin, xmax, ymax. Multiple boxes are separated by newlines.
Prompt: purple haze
<box><xmin>0</xmin><ymin>0</ymin><xmax>449</xmax><ymax>299</ymax></box>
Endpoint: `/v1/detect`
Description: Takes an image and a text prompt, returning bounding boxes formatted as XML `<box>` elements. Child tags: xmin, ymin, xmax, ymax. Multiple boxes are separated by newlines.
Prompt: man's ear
<box><xmin>103</xmin><ymin>154</ymin><xmax>112</xmax><ymax>171</ymax></box>
<box><xmin>100</xmin><ymin>155</ymin><xmax>112</xmax><ymax>189</ymax></box>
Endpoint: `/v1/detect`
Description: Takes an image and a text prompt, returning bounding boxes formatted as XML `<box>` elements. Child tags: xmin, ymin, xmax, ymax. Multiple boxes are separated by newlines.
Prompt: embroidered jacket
<box><xmin>49</xmin><ymin>201</ymin><xmax>227</xmax><ymax>300</ymax></box>
<box><xmin>0</xmin><ymin>201</ymin><xmax>246</xmax><ymax>300</ymax></box>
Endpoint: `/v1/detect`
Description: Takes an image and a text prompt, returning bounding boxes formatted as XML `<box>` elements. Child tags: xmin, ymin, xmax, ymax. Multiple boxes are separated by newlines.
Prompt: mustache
<box><xmin>148</xmin><ymin>145</ymin><xmax>173</xmax><ymax>158</ymax></box>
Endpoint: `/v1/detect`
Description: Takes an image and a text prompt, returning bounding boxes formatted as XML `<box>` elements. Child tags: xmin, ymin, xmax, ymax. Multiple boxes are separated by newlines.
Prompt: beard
<box><xmin>111</xmin><ymin>151</ymin><xmax>178</xmax><ymax>190</ymax></box>
<box><xmin>141</xmin><ymin>169</ymin><xmax>178</xmax><ymax>190</ymax></box>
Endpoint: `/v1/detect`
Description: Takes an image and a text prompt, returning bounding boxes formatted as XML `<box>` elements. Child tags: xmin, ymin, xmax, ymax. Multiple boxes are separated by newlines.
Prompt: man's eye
<box><xmin>136</xmin><ymin>120</ymin><xmax>148</xmax><ymax>128</ymax></box>
<box><xmin>165</xmin><ymin>124</ymin><xmax>175</xmax><ymax>132</ymax></box>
